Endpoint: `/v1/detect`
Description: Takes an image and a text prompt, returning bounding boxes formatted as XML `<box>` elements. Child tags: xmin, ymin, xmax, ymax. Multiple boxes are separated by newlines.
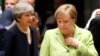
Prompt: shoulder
<box><xmin>4</xmin><ymin>25</ymin><xmax>18</xmax><ymax>37</ymax></box>
<box><xmin>89</xmin><ymin>17</ymin><xmax>100</xmax><ymax>29</ymax></box>
<box><xmin>75</xmin><ymin>26</ymin><xmax>93</xmax><ymax>41</ymax></box>
<box><xmin>43</xmin><ymin>28</ymin><xmax>58</xmax><ymax>38</ymax></box>
<box><xmin>45</xmin><ymin>28</ymin><xmax>58</xmax><ymax>34</ymax></box>
<box><xmin>75</xmin><ymin>25</ymin><xmax>92</xmax><ymax>35</ymax></box>
<box><xmin>3</xmin><ymin>28</ymin><xmax>16</xmax><ymax>43</ymax></box>
<box><xmin>90</xmin><ymin>16</ymin><xmax>100</xmax><ymax>24</ymax></box>
<box><xmin>81</xmin><ymin>28</ymin><xmax>91</xmax><ymax>34</ymax></box>
<box><xmin>7</xmin><ymin>25</ymin><xmax>17</xmax><ymax>32</ymax></box>
<box><xmin>93</xmin><ymin>17</ymin><xmax>100</xmax><ymax>22</ymax></box>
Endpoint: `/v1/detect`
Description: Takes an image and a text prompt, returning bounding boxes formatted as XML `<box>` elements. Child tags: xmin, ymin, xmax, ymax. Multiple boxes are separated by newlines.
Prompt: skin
<box><xmin>5</xmin><ymin>0</ymin><xmax>17</xmax><ymax>9</ymax></box>
<box><xmin>57</xmin><ymin>13</ymin><xmax>79</xmax><ymax>48</ymax></box>
<box><xmin>96</xmin><ymin>11</ymin><xmax>100</xmax><ymax>16</ymax></box>
<box><xmin>31</xmin><ymin>13</ymin><xmax>39</xmax><ymax>29</ymax></box>
<box><xmin>17</xmin><ymin>12</ymin><xmax>34</xmax><ymax>31</ymax></box>
<box><xmin>27</xmin><ymin>0</ymin><xmax>41</xmax><ymax>45</ymax></box>
<box><xmin>17</xmin><ymin>11</ymin><xmax>35</xmax><ymax>44</ymax></box>
<box><xmin>57</xmin><ymin>13</ymin><xmax>75</xmax><ymax>37</ymax></box>
<box><xmin>27</xmin><ymin>0</ymin><xmax>35</xmax><ymax>5</ymax></box>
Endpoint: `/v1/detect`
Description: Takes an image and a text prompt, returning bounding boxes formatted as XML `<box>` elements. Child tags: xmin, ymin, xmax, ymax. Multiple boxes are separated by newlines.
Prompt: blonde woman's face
<box><xmin>57</xmin><ymin>14</ymin><xmax>75</xmax><ymax>35</ymax></box>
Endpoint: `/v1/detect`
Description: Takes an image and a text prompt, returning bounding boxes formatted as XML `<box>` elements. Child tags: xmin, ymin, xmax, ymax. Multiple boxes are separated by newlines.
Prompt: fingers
<box><xmin>65</xmin><ymin>37</ymin><xmax>80</xmax><ymax>48</ymax></box>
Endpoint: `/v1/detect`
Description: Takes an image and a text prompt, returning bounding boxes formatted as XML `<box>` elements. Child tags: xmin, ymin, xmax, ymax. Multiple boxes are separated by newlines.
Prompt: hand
<box><xmin>31</xmin><ymin>14</ymin><xmax>39</xmax><ymax>29</ymax></box>
<box><xmin>65</xmin><ymin>37</ymin><xmax>80</xmax><ymax>48</ymax></box>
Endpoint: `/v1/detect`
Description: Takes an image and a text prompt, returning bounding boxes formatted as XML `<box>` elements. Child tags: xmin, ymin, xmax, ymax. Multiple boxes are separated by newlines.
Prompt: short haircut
<box><xmin>13</xmin><ymin>2</ymin><xmax>34</xmax><ymax>22</ymax></box>
<box><xmin>54</xmin><ymin>4</ymin><xmax>77</xmax><ymax>22</ymax></box>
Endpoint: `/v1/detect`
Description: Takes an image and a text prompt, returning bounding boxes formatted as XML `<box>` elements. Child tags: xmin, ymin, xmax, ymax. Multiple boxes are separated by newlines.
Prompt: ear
<box><xmin>73</xmin><ymin>18</ymin><xmax>76</xmax><ymax>24</ymax></box>
<box><xmin>16</xmin><ymin>16</ymin><xmax>21</xmax><ymax>22</ymax></box>
<box><xmin>17</xmin><ymin>18</ymin><xmax>20</xmax><ymax>22</ymax></box>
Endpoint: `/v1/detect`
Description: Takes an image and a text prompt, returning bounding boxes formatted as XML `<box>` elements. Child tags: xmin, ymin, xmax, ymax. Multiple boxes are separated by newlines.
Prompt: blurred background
<box><xmin>0</xmin><ymin>0</ymin><xmax>100</xmax><ymax>28</ymax></box>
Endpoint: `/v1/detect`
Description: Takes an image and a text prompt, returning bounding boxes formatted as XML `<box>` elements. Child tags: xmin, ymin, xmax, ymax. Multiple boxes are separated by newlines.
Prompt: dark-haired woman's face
<box><xmin>18</xmin><ymin>12</ymin><xmax>34</xmax><ymax>27</ymax></box>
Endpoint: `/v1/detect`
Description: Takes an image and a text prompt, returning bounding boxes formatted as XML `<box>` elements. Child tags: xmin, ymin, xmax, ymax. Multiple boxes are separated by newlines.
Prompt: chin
<box><xmin>61</xmin><ymin>30</ymin><xmax>67</xmax><ymax>34</ymax></box>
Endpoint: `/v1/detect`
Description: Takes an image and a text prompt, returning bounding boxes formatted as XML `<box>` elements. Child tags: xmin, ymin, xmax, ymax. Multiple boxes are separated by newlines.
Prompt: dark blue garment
<box><xmin>0</xmin><ymin>28</ymin><xmax>6</xmax><ymax>49</ymax></box>
<box><xmin>0</xmin><ymin>8</ymin><xmax>14</xmax><ymax>52</ymax></box>
<box><xmin>0</xmin><ymin>51</ymin><xmax>5</xmax><ymax>56</ymax></box>
<box><xmin>0</xmin><ymin>8</ymin><xmax>14</xmax><ymax>28</ymax></box>
<box><xmin>3</xmin><ymin>25</ymin><xmax>38</xmax><ymax>56</ymax></box>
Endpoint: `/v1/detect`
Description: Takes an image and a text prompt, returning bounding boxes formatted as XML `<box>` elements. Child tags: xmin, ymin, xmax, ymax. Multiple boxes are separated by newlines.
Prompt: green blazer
<box><xmin>40</xmin><ymin>25</ymin><xmax>98</xmax><ymax>56</ymax></box>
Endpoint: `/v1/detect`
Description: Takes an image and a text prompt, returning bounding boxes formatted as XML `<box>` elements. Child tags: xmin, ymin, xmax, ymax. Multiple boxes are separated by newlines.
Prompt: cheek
<box><xmin>20</xmin><ymin>18</ymin><xmax>28</xmax><ymax>23</ymax></box>
<box><xmin>58</xmin><ymin>23</ymin><xmax>73</xmax><ymax>32</ymax></box>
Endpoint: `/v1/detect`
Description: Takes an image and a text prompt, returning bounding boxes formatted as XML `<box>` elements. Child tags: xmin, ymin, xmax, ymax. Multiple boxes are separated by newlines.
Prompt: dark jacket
<box><xmin>0</xmin><ymin>8</ymin><xmax>14</xmax><ymax>55</ymax></box>
<box><xmin>89</xmin><ymin>16</ymin><xmax>100</xmax><ymax>55</ymax></box>
<box><xmin>3</xmin><ymin>25</ymin><xmax>38</xmax><ymax>56</ymax></box>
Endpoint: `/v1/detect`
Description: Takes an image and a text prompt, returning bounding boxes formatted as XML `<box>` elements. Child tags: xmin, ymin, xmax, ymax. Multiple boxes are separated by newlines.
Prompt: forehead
<box><xmin>57</xmin><ymin>12</ymin><xmax>71</xmax><ymax>19</ymax></box>
<box><xmin>27</xmin><ymin>0</ymin><xmax>35</xmax><ymax>5</ymax></box>
<box><xmin>27</xmin><ymin>0</ymin><xmax>35</xmax><ymax>2</ymax></box>
<box><xmin>21</xmin><ymin>12</ymin><xmax>34</xmax><ymax>15</ymax></box>
<box><xmin>96</xmin><ymin>11</ymin><xmax>100</xmax><ymax>13</ymax></box>
<box><xmin>5</xmin><ymin>0</ymin><xmax>17</xmax><ymax>3</ymax></box>
<box><xmin>57</xmin><ymin>15</ymin><xmax>72</xmax><ymax>22</ymax></box>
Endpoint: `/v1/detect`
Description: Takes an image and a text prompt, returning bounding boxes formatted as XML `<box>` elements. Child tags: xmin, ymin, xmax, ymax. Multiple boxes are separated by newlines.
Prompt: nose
<box><xmin>6</xmin><ymin>4</ymin><xmax>12</xmax><ymax>8</ymax></box>
<box><xmin>29</xmin><ymin>16</ymin><xmax>34</xmax><ymax>20</ymax></box>
<box><xmin>60</xmin><ymin>22</ymin><xmax>65</xmax><ymax>27</ymax></box>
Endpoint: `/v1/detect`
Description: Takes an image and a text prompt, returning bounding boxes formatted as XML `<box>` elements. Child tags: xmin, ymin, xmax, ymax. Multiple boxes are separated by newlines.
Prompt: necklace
<box><xmin>17</xmin><ymin>24</ymin><xmax>32</xmax><ymax>44</ymax></box>
<box><xmin>17</xmin><ymin>23</ymin><xmax>29</xmax><ymax>34</ymax></box>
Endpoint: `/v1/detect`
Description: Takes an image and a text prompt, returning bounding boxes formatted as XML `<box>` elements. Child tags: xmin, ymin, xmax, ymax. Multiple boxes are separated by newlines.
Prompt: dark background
<box><xmin>35</xmin><ymin>0</ymin><xmax>100</xmax><ymax>28</ymax></box>
<box><xmin>0</xmin><ymin>0</ymin><xmax>100</xmax><ymax>28</ymax></box>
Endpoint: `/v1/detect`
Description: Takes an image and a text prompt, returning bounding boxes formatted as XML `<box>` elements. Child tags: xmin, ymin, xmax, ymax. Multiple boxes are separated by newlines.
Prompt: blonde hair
<box><xmin>54</xmin><ymin>4</ymin><xmax>77</xmax><ymax>22</ymax></box>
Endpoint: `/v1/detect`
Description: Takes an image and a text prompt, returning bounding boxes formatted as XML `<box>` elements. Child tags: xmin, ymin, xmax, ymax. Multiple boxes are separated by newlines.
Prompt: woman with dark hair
<box><xmin>3</xmin><ymin>2</ymin><xmax>38</xmax><ymax>56</ymax></box>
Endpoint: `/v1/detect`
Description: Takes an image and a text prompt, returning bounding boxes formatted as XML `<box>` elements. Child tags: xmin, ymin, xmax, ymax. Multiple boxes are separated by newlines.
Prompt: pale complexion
<box><xmin>27</xmin><ymin>0</ymin><xmax>35</xmax><ymax>5</ymax></box>
<box><xmin>17</xmin><ymin>12</ymin><xmax>34</xmax><ymax>44</ymax></box>
<box><xmin>17</xmin><ymin>12</ymin><xmax>34</xmax><ymax>31</ymax></box>
<box><xmin>5</xmin><ymin>0</ymin><xmax>17</xmax><ymax>9</ymax></box>
<box><xmin>57</xmin><ymin>13</ymin><xmax>80</xmax><ymax>48</ymax></box>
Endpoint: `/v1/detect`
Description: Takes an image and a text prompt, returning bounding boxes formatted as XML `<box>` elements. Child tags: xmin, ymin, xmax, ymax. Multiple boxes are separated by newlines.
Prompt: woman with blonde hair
<box><xmin>40</xmin><ymin>4</ymin><xmax>98</xmax><ymax>56</ymax></box>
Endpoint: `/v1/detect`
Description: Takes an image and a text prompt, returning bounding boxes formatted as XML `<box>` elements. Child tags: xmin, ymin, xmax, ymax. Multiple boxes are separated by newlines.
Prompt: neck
<box><xmin>63</xmin><ymin>33</ymin><xmax>73</xmax><ymax>38</ymax></box>
<box><xmin>64</xmin><ymin>28</ymin><xmax>74</xmax><ymax>38</ymax></box>
<box><xmin>17</xmin><ymin>23</ymin><xmax>29</xmax><ymax>33</ymax></box>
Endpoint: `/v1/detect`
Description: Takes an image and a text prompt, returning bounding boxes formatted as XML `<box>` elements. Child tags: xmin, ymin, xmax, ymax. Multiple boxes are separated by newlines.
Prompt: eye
<box><xmin>11</xmin><ymin>3</ymin><xmax>15</xmax><ymax>5</ymax></box>
<box><xmin>57</xmin><ymin>20</ymin><xmax>61</xmax><ymax>23</ymax></box>
<box><xmin>25</xmin><ymin>14</ymin><xmax>30</xmax><ymax>16</ymax></box>
<box><xmin>64</xmin><ymin>21</ymin><xmax>68</xmax><ymax>23</ymax></box>
<box><xmin>31</xmin><ymin>13</ymin><xmax>35</xmax><ymax>16</ymax></box>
